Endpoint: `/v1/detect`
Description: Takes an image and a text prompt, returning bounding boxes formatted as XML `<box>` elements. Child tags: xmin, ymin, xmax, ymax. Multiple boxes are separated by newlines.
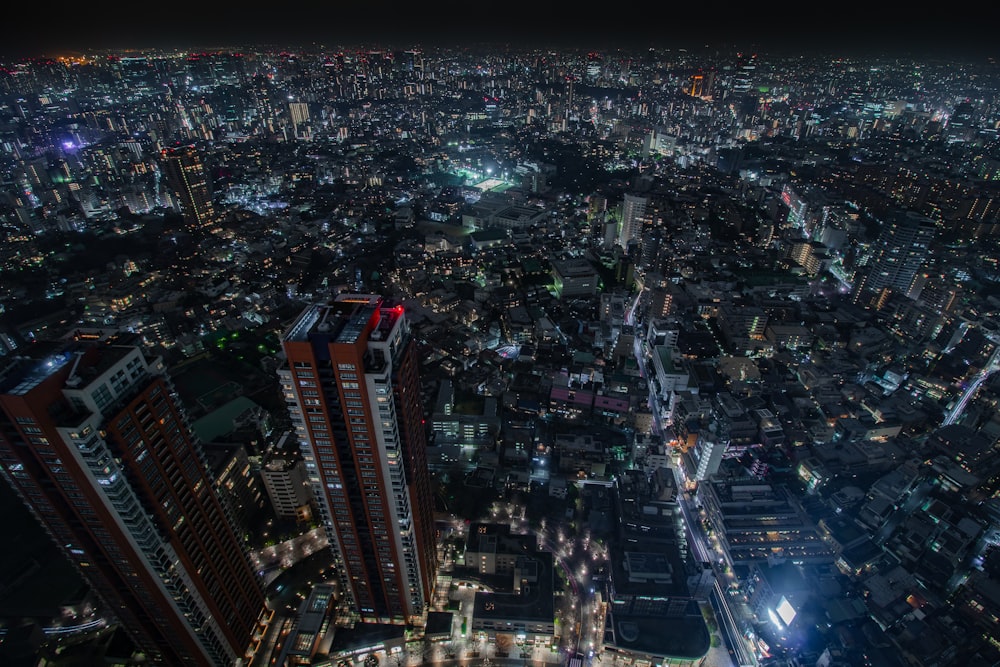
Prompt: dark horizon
<box><xmin>2</xmin><ymin>9</ymin><xmax>996</xmax><ymax>60</ymax></box>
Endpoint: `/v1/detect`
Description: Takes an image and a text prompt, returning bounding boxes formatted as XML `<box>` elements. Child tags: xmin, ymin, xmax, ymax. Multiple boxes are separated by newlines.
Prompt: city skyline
<box><xmin>1</xmin><ymin>27</ymin><xmax>1000</xmax><ymax>667</ymax></box>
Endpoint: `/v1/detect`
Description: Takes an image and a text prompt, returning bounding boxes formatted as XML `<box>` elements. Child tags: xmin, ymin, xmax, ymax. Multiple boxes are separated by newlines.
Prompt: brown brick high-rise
<box><xmin>0</xmin><ymin>339</ymin><xmax>268</xmax><ymax>666</ymax></box>
<box><xmin>280</xmin><ymin>294</ymin><xmax>437</xmax><ymax>626</ymax></box>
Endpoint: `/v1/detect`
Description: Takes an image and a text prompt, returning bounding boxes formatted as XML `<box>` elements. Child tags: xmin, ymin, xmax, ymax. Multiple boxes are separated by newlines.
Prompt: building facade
<box><xmin>0</xmin><ymin>339</ymin><xmax>267</xmax><ymax>666</ymax></box>
<box><xmin>698</xmin><ymin>478</ymin><xmax>836</xmax><ymax>566</ymax></box>
<box><xmin>852</xmin><ymin>210</ymin><xmax>938</xmax><ymax>307</ymax></box>
<box><xmin>261</xmin><ymin>452</ymin><xmax>313</xmax><ymax>521</ymax></box>
<box><xmin>160</xmin><ymin>144</ymin><xmax>217</xmax><ymax>231</ymax></box>
<box><xmin>550</xmin><ymin>258</ymin><xmax>599</xmax><ymax>298</ymax></box>
<box><xmin>279</xmin><ymin>294</ymin><xmax>437</xmax><ymax>626</ymax></box>
<box><xmin>620</xmin><ymin>193</ymin><xmax>648</xmax><ymax>249</ymax></box>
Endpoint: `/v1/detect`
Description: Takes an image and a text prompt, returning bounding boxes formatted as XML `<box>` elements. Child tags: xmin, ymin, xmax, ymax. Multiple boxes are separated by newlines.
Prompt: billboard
<box><xmin>775</xmin><ymin>596</ymin><xmax>797</xmax><ymax>626</ymax></box>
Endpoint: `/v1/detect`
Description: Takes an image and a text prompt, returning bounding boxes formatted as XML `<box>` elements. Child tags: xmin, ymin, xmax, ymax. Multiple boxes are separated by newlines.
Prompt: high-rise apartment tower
<box><xmin>620</xmin><ymin>193</ymin><xmax>649</xmax><ymax>249</ymax></box>
<box><xmin>0</xmin><ymin>337</ymin><xmax>268</xmax><ymax>666</ymax></box>
<box><xmin>160</xmin><ymin>145</ymin><xmax>216</xmax><ymax>231</ymax></box>
<box><xmin>852</xmin><ymin>210</ymin><xmax>938</xmax><ymax>307</ymax></box>
<box><xmin>288</xmin><ymin>101</ymin><xmax>311</xmax><ymax>139</ymax></box>
<box><xmin>279</xmin><ymin>294</ymin><xmax>437</xmax><ymax>626</ymax></box>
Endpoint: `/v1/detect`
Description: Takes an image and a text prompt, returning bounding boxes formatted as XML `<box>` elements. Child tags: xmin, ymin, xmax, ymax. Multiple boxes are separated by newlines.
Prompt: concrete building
<box><xmin>261</xmin><ymin>452</ymin><xmax>313</xmax><ymax>522</ymax></box>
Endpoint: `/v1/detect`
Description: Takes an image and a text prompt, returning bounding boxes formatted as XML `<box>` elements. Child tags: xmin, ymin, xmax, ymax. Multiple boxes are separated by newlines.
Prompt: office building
<box><xmin>732</xmin><ymin>52</ymin><xmax>757</xmax><ymax>96</ymax></box>
<box><xmin>0</xmin><ymin>338</ymin><xmax>268</xmax><ymax>666</ymax></box>
<box><xmin>279</xmin><ymin>294</ymin><xmax>437</xmax><ymax>627</ymax></box>
<box><xmin>550</xmin><ymin>258</ymin><xmax>599</xmax><ymax>298</ymax></box>
<box><xmin>688</xmin><ymin>68</ymin><xmax>714</xmax><ymax>98</ymax></box>
<box><xmin>698</xmin><ymin>478</ymin><xmax>836</xmax><ymax>566</ymax></box>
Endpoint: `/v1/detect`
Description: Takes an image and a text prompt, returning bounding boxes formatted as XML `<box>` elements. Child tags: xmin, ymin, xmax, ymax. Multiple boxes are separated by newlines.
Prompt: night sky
<box><xmin>1</xmin><ymin>5</ymin><xmax>995</xmax><ymax>60</ymax></box>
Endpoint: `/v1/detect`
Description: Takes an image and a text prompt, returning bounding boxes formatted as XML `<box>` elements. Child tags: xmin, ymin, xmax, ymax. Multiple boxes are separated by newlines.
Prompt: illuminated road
<box><xmin>942</xmin><ymin>337</ymin><xmax>1000</xmax><ymax>426</ymax></box>
<box><xmin>628</xmin><ymin>282</ymin><xmax>753</xmax><ymax>666</ymax></box>
<box><xmin>710</xmin><ymin>582</ymin><xmax>752</xmax><ymax>667</ymax></box>
<box><xmin>250</xmin><ymin>527</ymin><xmax>328</xmax><ymax>585</ymax></box>
<box><xmin>673</xmin><ymin>473</ymin><xmax>756</xmax><ymax>667</ymax></box>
